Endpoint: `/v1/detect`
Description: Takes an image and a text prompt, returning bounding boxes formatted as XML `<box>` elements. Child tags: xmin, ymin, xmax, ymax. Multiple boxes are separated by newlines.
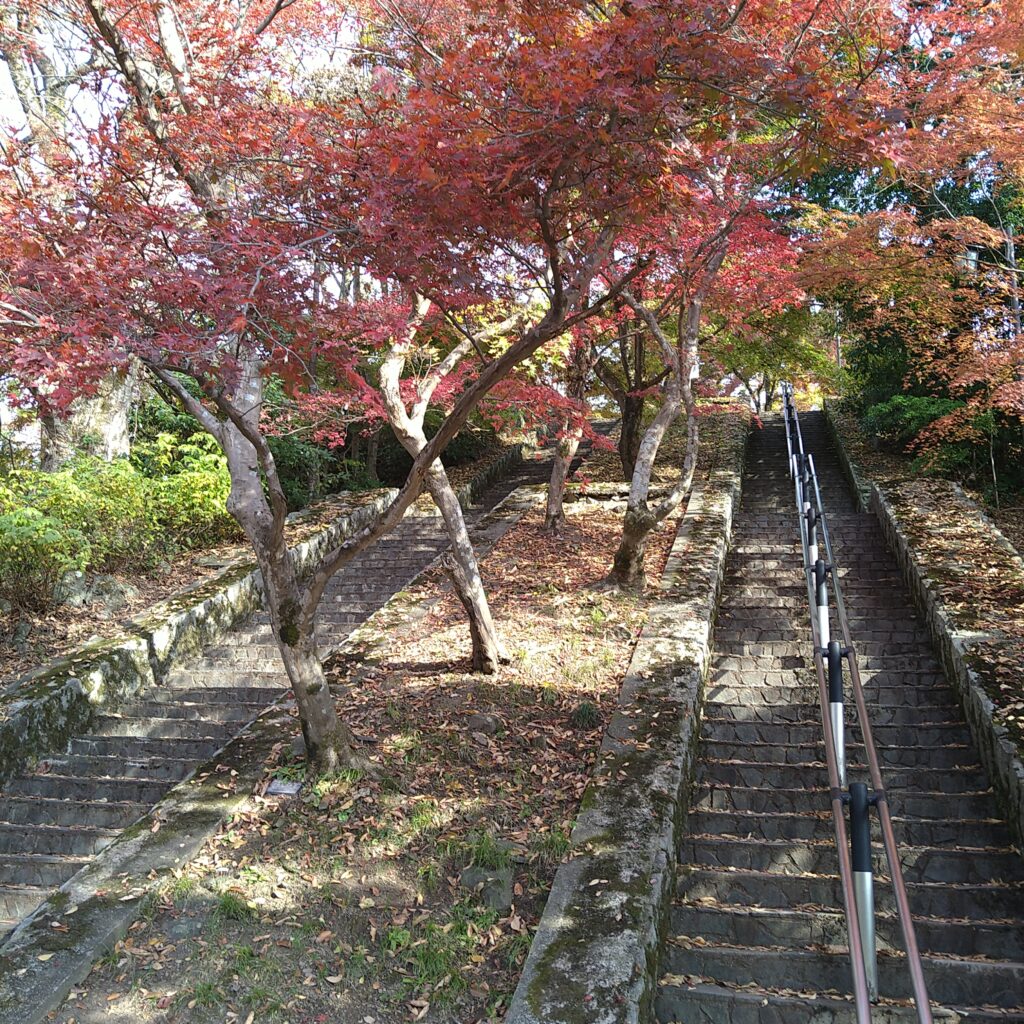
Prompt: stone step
<box><xmin>0</xmin><ymin>795</ymin><xmax>147</xmax><ymax>830</ymax></box>
<box><xmin>702</xmin><ymin>715</ymin><xmax>971</xmax><ymax>742</ymax></box>
<box><xmin>688</xmin><ymin>808</ymin><xmax>1015</xmax><ymax>852</ymax></box>
<box><xmin>165</xmin><ymin>668</ymin><xmax>286</xmax><ymax>689</ymax></box>
<box><xmin>655</xmin><ymin>979</ymin><xmax>1017</xmax><ymax>1024</ymax></box>
<box><xmin>704</xmin><ymin>685</ymin><xmax>955</xmax><ymax>708</ymax></box>
<box><xmin>660</xmin><ymin>941</ymin><xmax>1024</xmax><ymax>1009</ymax></box>
<box><xmin>696</xmin><ymin>759</ymin><xmax>990</xmax><ymax>794</ymax></box>
<box><xmin>0</xmin><ymin>853</ymin><xmax>89</xmax><ymax>888</ymax></box>
<box><xmin>90</xmin><ymin>714</ymin><xmax>239</xmax><ymax>741</ymax></box>
<box><xmin>678</xmin><ymin>864</ymin><xmax>1024</xmax><ymax>923</ymax></box>
<box><xmin>68</xmin><ymin>734</ymin><xmax>225</xmax><ymax>761</ymax></box>
<box><xmin>692</xmin><ymin>784</ymin><xmax>1000</xmax><ymax>821</ymax></box>
<box><xmin>5</xmin><ymin>773</ymin><xmax>168</xmax><ymax>805</ymax></box>
<box><xmin>702</xmin><ymin>740</ymin><xmax>981</xmax><ymax>771</ymax></box>
<box><xmin>670</xmin><ymin>902</ymin><xmax>1024</xmax><ymax>960</ymax></box>
<box><xmin>38</xmin><ymin>753</ymin><xmax>202</xmax><ymax>783</ymax></box>
<box><xmin>681</xmin><ymin>835</ymin><xmax>1024</xmax><ymax>885</ymax></box>
<box><xmin>145</xmin><ymin>685</ymin><xmax>286</xmax><ymax>706</ymax></box>
<box><xmin>0</xmin><ymin>885</ymin><xmax>51</xmax><ymax>927</ymax></box>
<box><xmin>116</xmin><ymin>701</ymin><xmax>255</xmax><ymax>724</ymax></box>
<box><xmin>0</xmin><ymin>822</ymin><xmax>120</xmax><ymax>857</ymax></box>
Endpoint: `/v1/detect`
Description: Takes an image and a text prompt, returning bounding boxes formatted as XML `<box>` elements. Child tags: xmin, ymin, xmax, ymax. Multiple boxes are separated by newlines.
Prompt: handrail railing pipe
<box><xmin>779</xmin><ymin>384</ymin><xmax>933</xmax><ymax>1024</ymax></box>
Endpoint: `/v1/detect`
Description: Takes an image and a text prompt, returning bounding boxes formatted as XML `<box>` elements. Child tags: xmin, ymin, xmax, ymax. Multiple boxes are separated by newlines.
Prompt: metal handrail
<box><xmin>780</xmin><ymin>385</ymin><xmax>933</xmax><ymax>1024</ymax></box>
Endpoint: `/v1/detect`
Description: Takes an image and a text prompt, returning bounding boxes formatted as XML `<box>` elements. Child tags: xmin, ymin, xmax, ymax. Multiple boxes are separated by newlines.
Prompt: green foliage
<box><xmin>18</xmin><ymin>458</ymin><xmax>162</xmax><ymax>571</ymax></box>
<box><xmin>0</xmin><ymin>507</ymin><xmax>88</xmax><ymax>611</ymax></box>
<box><xmin>133</xmin><ymin>432</ymin><xmax>239</xmax><ymax>546</ymax></box>
<box><xmin>861</xmin><ymin>395</ymin><xmax>964</xmax><ymax>451</ymax></box>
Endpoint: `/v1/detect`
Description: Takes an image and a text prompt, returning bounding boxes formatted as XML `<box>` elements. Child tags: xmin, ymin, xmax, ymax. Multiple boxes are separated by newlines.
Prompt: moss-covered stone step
<box><xmin>671</xmin><ymin>901</ymin><xmax>1024</xmax><ymax>960</ymax></box>
<box><xmin>682</xmin><ymin>834</ymin><xmax>1024</xmax><ymax>884</ymax></box>
<box><xmin>661</xmin><ymin>941</ymin><xmax>1024</xmax><ymax>1009</ymax></box>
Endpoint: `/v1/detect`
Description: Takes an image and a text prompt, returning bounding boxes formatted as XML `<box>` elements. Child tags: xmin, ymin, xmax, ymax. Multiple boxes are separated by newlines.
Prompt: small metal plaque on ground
<box><xmin>266</xmin><ymin>779</ymin><xmax>303</xmax><ymax>797</ymax></box>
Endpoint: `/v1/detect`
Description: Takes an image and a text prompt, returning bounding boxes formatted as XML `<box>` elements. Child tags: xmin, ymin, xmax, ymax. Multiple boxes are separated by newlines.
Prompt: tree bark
<box><xmin>151</xmin><ymin>357</ymin><xmax>358</xmax><ymax>773</ymax></box>
<box><xmin>378</xmin><ymin>311</ymin><xmax>504</xmax><ymax>673</ymax></box>
<box><xmin>618</xmin><ymin>393</ymin><xmax>644</xmax><ymax>480</ymax></box>
<box><xmin>545</xmin><ymin>426</ymin><xmax>582</xmax><ymax>534</ymax></box>
<box><xmin>39</xmin><ymin>368</ymin><xmax>135</xmax><ymax>471</ymax></box>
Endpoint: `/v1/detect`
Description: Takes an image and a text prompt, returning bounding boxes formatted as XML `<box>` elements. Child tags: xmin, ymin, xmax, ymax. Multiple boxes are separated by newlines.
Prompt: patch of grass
<box><xmin>467</xmin><ymin>830</ymin><xmax>511</xmax><ymax>870</ymax></box>
<box><xmin>568</xmin><ymin>700</ymin><xmax>600</xmax><ymax>729</ymax></box>
<box><xmin>168</xmin><ymin>874</ymin><xmax>197</xmax><ymax>901</ymax></box>
<box><xmin>213</xmin><ymin>890</ymin><xmax>255</xmax><ymax>923</ymax></box>
<box><xmin>531</xmin><ymin>827</ymin><xmax>571</xmax><ymax>864</ymax></box>
<box><xmin>189</xmin><ymin>981</ymin><xmax>221</xmax><ymax>1008</ymax></box>
<box><xmin>234</xmin><ymin>945</ymin><xmax>259</xmax><ymax>973</ymax></box>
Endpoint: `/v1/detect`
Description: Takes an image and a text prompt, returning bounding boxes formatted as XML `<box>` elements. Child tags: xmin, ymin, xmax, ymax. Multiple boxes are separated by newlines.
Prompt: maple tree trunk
<box><xmin>181</xmin><ymin>359</ymin><xmax>359</xmax><ymax>773</ymax></box>
<box><xmin>618</xmin><ymin>394</ymin><xmax>644</xmax><ymax>481</ymax></box>
<box><xmin>545</xmin><ymin>424</ymin><xmax>582</xmax><ymax>534</ymax></box>
<box><xmin>425</xmin><ymin>459</ymin><xmax>504</xmax><ymax>673</ymax></box>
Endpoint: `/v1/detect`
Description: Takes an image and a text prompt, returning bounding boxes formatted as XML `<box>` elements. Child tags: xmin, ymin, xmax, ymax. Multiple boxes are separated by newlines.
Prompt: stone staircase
<box><xmin>0</xmin><ymin>447</ymin><xmax>564</xmax><ymax>936</ymax></box>
<box><xmin>658</xmin><ymin>413</ymin><xmax>1024</xmax><ymax>1023</ymax></box>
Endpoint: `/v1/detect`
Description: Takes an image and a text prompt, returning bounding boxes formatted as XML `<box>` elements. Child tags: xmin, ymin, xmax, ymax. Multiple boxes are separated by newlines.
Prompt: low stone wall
<box><xmin>505</xmin><ymin>428</ymin><xmax>747</xmax><ymax>1024</ymax></box>
<box><xmin>0</xmin><ymin>490</ymin><xmax>397</xmax><ymax>788</ymax></box>
<box><xmin>824</xmin><ymin>404</ymin><xmax>1024</xmax><ymax>846</ymax></box>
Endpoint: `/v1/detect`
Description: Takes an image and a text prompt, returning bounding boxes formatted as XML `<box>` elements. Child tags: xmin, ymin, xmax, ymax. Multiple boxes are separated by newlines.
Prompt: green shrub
<box><xmin>0</xmin><ymin>508</ymin><xmax>88</xmax><ymax>612</ymax></box>
<box><xmin>28</xmin><ymin>458</ymin><xmax>162</xmax><ymax>571</ymax></box>
<box><xmin>861</xmin><ymin>395</ymin><xmax>963</xmax><ymax>451</ymax></box>
<box><xmin>133</xmin><ymin>432</ymin><xmax>240</xmax><ymax>546</ymax></box>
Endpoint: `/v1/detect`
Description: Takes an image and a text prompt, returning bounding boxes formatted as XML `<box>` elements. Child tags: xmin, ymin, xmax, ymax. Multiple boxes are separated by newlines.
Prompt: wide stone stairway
<box><xmin>0</xmin><ymin>450</ymin><xmax>562</xmax><ymax>937</ymax></box>
<box><xmin>658</xmin><ymin>413</ymin><xmax>1024</xmax><ymax>1023</ymax></box>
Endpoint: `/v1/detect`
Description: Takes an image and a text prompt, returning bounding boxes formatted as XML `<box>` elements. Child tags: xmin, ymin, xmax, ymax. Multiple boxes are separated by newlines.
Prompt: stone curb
<box><xmin>825</xmin><ymin>409</ymin><xmax>1024</xmax><ymax>846</ymax></box>
<box><xmin>505</xmin><ymin>427</ymin><xmax>747</xmax><ymax>1024</ymax></box>
<box><xmin>0</xmin><ymin>490</ymin><xmax>398</xmax><ymax>789</ymax></box>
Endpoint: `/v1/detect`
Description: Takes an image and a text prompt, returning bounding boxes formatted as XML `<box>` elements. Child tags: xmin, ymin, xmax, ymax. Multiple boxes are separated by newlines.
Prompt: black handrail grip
<box><xmin>850</xmin><ymin>783</ymin><xmax>872</xmax><ymax>873</ymax></box>
<box><xmin>828</xmin><ymin>640</ymin><xmax>844</xmax><ymax>704</ymax></box>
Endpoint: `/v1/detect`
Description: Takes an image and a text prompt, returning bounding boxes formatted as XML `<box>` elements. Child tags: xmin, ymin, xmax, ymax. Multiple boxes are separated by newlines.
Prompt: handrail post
<box><xmin>849</xmin><ymin>783</ymin><xmax>879</xmax><ymax>1002</ymax></box>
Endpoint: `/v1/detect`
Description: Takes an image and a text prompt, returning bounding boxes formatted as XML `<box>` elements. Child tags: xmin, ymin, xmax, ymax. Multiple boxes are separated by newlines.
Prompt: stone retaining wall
<box><xmin>824</xmin><ymin>403</ymin><xmax>1024</xmax><ymax>845</ymax></box>
<box><xmin>505</xmin><ymin>426</ymin><xmax>747</xmax><ymax>1024</ymax></box>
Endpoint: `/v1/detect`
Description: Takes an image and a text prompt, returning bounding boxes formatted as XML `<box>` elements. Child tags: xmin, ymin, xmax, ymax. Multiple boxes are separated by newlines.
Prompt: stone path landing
<box><xmin>657</xmin><ymin>413</ymin><xmax>1024</xmax><ymax>1023</ymax></box>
